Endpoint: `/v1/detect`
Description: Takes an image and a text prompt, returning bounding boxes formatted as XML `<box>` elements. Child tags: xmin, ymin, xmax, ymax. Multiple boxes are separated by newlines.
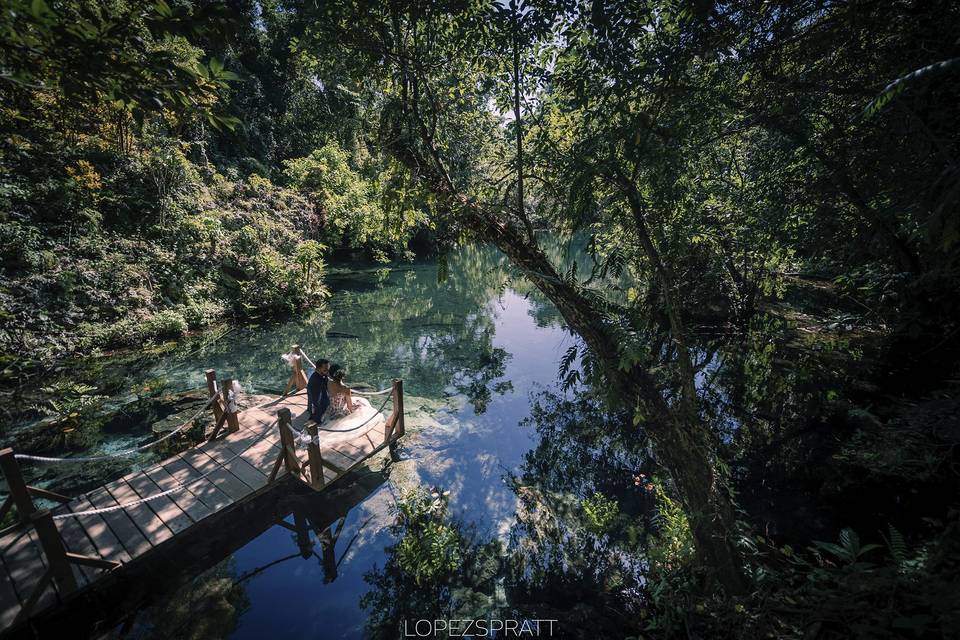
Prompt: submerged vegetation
<box><xmin>1</xmin><ymin>0</ymin><xmax>959</xmax><ymax>637</ymax></box>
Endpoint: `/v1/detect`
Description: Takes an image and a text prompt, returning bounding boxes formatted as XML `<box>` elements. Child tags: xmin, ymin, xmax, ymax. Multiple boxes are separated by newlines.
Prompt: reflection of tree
<box><xmin>360</xmin><ymin>390</ymin><xmax>655</xmax><ymax>639</ymax></box>
<box><xmin>503</xmin><ymin>389</ymin><xmax>652</xmax><ymax>636</ymax></box>
<box><xmin>453</xmin><ymin>342</ymin><xmax>510</xmax><ymax>414</ymax></box>
<box><xmin>361</xmin><ymin>489</ymin><xmax>502</xmax><ymax>640</ymax></box>
<box><xmin>127</xmin><ymin>559</ymin><xmax>249</xmax><ymax>640</ymax></box>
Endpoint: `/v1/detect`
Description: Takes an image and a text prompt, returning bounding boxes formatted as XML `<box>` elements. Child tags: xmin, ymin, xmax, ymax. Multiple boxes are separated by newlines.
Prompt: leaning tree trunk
<box><xmin>471</xmin><ymin>199</ymin><xmax>748</xmax><ymax>595</ymax></box>
<box><xmin>390</xmin><ymin>141</ymin><xmax>748</xmax><ymax>592</ymax></box>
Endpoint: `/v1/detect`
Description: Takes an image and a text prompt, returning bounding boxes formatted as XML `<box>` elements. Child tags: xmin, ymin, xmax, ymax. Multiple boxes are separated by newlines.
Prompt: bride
<box><xmin>326</xmin><ymin>364</ymin><xmax>360</xmax><ymax>419</ymax></box>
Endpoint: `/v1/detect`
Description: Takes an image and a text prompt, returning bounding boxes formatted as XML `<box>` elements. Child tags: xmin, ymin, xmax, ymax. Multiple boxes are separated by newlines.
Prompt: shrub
<box><xmin>141</xmin><ymin>309</ymin><xmax>189</xmax><ymax>339</ymax></box>
<box><xmin>583</xmin><ymin>491</ymin><xmax>620</xmax><ymax>535</ymax></box>
<box><xmin>394</xmin><ymin>489</ymin><xmax>462</xmax><ymax>585</ymax></box>
<box><xmin>178</xmin><ymin>299</ymin><xmax>226</xmax><ymax>329</ymax></box>
<box><xmin>0</xmin><ymin>220</ymin><xmax>43</xmax><ymax>271</ymax></box>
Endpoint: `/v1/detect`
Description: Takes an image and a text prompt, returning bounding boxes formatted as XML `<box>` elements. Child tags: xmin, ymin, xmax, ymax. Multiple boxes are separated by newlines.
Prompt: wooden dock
<box><xmin>0</xmin><ymin>349</ymin><xmax>404</xmax><ymax>635</ymax></box>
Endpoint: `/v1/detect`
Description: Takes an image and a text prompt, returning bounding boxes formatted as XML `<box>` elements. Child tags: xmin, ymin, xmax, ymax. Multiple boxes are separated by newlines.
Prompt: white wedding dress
<box><xmin>318</xmin><ymin>395</ymin><xmax>385</xmax><ymax>446</ymax></box>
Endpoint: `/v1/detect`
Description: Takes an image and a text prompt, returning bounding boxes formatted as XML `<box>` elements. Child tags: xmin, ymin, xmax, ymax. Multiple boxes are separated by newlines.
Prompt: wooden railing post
<box><xmin>23</xmin><ymin>509</ymin><xmax>118</xmax><ymax>620</ymax></box>
<box><xmin>207</xmin><ymin>374</ymin><xmax>239</xmax><ymax>441</ymax></box>
<box><xmin>0</xmin><ymin>448</ymin><xmax>36</xmax><ymax>528</ymax></box>
<box><xmin>283</xmin><ymin>345</ymin><xmax>309</xmax><ymax>395</ymax></box>
<box><xmin>394</xmin><ymin>378</ymin><xmax>405</xmax><ymax>438</ymax></box>
<box><xmin>272</xmin><ymin>408</ymin><xmax>301</xmax><ymax>482</ymax></box>
<box><xmin>306</xmin><ymin>422</ymin><xmax>325</xmax><ymax>490</ymax></box>
<box><xmin>222</xmin><ymin>377</ymin><xmax>240</xmax><ymax>434</ymax></box>
<box><xmin>205</xmin><ymin>369</ymin><xmax>224</xmax><ymax>424</ymax></box>
<box><xmin>31</xmin><ymin>510</ymin><xmax>79</xmax><ymax>596</ymax></box>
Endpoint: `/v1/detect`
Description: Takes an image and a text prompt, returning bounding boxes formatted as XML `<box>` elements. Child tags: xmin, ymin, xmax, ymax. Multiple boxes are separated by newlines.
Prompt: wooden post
<box><xmin>394</xmin><ymin>378</ymin><xmax>405</xmax><ymax>438</ymax></box>
<box><xmin>205</xmin><ymin>369</ymin><xmax>224</xmax><ymax>424</ymax></box>
<box><xmin>275</xmin><ymin>409</ymin><xmax>301</xmax><ymax>480</ymax></box>
<box><xmin>306</xmin><ymin>422</ymin><xmax>325</xmax><ymax>490</ymax></box>
<box><xmin>222</xmin><ymin>377</ymin><xmax>240</xmax><ymax>434</ymax></box>
<box><xmin>283</xmin><ymin>344</ymin><xmax>309</xmax><ymax>395</ymax></box>
<box><xmin>293</xmin><ymin>511</ymin><xmax>312</xmax><ymax>559</ymax></box>
<box><xmin>292</xmin><ymin>345</ymin><xmax>308</xmax><ymax>390</ymax></box>
<box><xmin>0</xmin><ymin>448</ymin><xmax>36</xmax><ymax>528</ymax></box>
<box><xmin>31</xmin><ymin>510</ymin><xmax>79</xmax><ymax>596</ymax></box>
<box><xmin>206</xmin><ymin>374</ymin><xmax>239</xmax><ymax>442</ymax></box>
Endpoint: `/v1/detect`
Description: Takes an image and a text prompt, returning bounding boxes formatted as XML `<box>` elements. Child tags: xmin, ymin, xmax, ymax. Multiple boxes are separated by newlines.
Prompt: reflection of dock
<box><xmin>0</xmin><ymin>347</ymin><xmax>403</xmax><ymax>636</ymax></box>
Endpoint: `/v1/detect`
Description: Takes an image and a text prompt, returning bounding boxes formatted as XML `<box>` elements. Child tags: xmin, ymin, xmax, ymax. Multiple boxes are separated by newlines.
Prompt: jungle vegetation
<box><xmin>2</xmin><ymin>0</ymin><xmax>959</xmax><ymax>638</ymax></box>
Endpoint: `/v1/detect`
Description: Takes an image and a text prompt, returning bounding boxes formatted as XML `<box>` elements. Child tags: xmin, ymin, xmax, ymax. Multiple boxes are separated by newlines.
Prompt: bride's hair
<box><xmin>330</xmin><ymin>364</ymin><xmax>346</xmax><ymax>382</ymax></box>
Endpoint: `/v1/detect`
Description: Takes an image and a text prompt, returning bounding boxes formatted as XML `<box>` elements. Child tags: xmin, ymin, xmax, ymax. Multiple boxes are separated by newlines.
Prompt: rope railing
<box><xmin>51</xmin><ymin>417</ymin><xmax>278</xmax><ymax>520</ymax></box>
<box><xmin>297</xmin><ymin>346</ymin><xmax>394</xmax><ymax>397</ymax></box>
<box><xmin>6</xmin><ymin>344</ymin><xmax>400</xmax><ymax>524</ymax></box>
<box><xmin>287</xmin><ymin>391</ymin><xmax>393</xmax><ymax>449</ymax></box>
<box><xmin>14</xmin><ymin>392</ymin><xmax>221</xmax><ymax>464</ymax></box>
<box><xmin>352</xmin><ymin>387</ymin><xmax>394</xmax><ymax>396</ymax></box>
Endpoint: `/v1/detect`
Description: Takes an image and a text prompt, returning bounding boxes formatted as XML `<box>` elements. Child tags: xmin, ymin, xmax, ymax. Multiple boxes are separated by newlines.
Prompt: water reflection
<box><xmin>117</xmin><ymin>472</ymin><xmax>387</xmax><ymax>640</ymax></box>
<box><xmin>87</xmin><ymin>243</ymin><xmax>581</xmax><ymax>639</ymax></box>
<box><xmin>3</xmin><ymin>244</ymin><xmax>571</xmax><ymax>502</ymax></box>
<box><xmin>3</xmin><ymin>236</ymin><xmax>874</xmax><ymax>638</ymax></box>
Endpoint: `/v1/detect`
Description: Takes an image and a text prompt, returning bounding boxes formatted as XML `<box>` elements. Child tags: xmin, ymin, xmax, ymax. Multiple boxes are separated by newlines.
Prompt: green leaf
<box><xmin>153</xmin><ymin>0</ymin><xmax>173</xmax><ymax>18</ymax></box>
<box><xmin>30</xmin><ymin>0</ymin><xmax>52</xmax><ymax>18</ymax></box>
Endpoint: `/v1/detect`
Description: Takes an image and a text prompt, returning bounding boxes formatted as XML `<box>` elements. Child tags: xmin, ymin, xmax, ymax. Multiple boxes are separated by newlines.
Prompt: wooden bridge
<box><xmin>0</xmin><ymin>346</ymin><xmax>404</xmax><ymax>635</ymax></box>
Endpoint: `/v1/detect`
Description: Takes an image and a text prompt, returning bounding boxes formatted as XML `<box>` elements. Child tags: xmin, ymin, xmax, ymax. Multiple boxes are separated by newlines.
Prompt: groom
<box><xmin>307</xmin><ymin>359</ymin><xmax>331</xmax><ymax>422</ymax></box>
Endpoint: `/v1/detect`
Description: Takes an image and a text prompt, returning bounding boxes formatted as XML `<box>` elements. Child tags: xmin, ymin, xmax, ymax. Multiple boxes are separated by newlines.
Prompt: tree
<box><xmin>301</xmin><ymin>0</ymin><xmax>750</xmax><ymax>593</ymax></box>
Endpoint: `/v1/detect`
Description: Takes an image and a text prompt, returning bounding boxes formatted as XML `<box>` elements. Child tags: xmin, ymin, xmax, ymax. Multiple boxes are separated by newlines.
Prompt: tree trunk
<box><xmin>391</xmin><ymin>144</ymin><xmax>748</xmax><ymax>592</ymax></box>
<box><xmin>511</xmin><ymin>6</ymin><xmax>535</xmax><ymax>242</ymax></box>
<box><xmin>477</xmin><ymin>202</ymin><xmax>748</xmax><ymax>595</ymax></box>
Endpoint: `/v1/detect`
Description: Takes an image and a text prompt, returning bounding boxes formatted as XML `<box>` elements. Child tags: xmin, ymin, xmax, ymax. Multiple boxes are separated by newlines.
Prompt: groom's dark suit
<box><xmin>307</xmin><ymin>369</ymin><xmax>330</xmax><ymax>421</ymax></box>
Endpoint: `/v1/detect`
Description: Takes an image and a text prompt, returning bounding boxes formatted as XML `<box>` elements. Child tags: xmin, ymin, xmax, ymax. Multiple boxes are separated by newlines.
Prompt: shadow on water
<box><xmin>0</xmin><ymin>237</ymin><xmax>895</xmax><ymax>638</ymax></box>
<box><xmin>21</xmin><ymin>471</ymin><xmax>389</xmax><ymax>640</ymax></box>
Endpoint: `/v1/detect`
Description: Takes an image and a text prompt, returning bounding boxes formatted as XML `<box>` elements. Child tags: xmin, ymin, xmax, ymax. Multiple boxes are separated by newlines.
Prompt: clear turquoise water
<box><xmin>106</xmin><ymin>244</ymin><xmax>581</xmax><ymax>638</ymax></box>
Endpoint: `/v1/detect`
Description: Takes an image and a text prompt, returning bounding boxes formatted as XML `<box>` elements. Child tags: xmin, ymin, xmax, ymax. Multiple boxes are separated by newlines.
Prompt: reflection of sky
<box><xmin>151</xmin><ymin>257</ymin><xmax>574</xmax><ymax>639</ymax></box>
<box><xmin>421</xmin><ymin>290</ymin><xmax>574</xmax><ymax>537</ymax></box>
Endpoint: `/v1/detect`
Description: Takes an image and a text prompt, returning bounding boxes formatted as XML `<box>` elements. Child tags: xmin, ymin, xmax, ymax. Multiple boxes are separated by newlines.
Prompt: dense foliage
<box><xmin>0</xmin><ymin>0</ymin><xmax>437</xmax><ymax>366</ymax></box>
<box><xmin>2</xmin><ymin>0</ymin><xmax>959</xmax><ymax>637</ymax></box>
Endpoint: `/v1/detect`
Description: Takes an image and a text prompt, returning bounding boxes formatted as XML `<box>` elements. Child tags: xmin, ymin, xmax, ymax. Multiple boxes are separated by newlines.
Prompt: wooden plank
<box><xmin>103</xmin><ymin>479</ymin><xmax>173</xmax><ymax>547</ymax></box>
<box><xmin>50</xmin><ymin>507</ymin><xmax>97</xmax><ymax>585</ymax></box>
<box><xmin>124</xmin><ymin>473</ymin><xmax>192</xmax><ymax>535</ymax></box>
<box><xmin>203</xmin><ymin>426</ymin><xmax>264</xmax><ymax>462</ymax></box>
<box><xmin>1</xmin><ymin>528</ymin><xmax>56</xmax><ymax>616</ymax></box>
<box><xmin>191</xmin><ymin>445</ymin><xmax>265</xmax><ymax>492</ymax></box>
<box><xmin>330</xmin><ymin>442</ymin><xmax>363</xmax><ymax>463</ymax></box>
<box><xmin>320</xmin><ymin>449</ymin><xmax>355</xmax><ymax>475</ymax></box>
<box><xmin>68</xmin><ymin>496</ymin><xmax>131</xmax><ymax>565</ymax></box>
<box><xmin>162</xmin><ymin>458</ymin><xmax>232</xmax><ymax>513</ymax></box>
<box><xmin>143</xmin><ymin>465</ymin><xmax>212</xmax><ymax>523</ymax></box>
<box><xmin>86</xmin><ymin>488</ymin><xmax>152</xmax><ymax>559</ymax></box>
<box><xmin>218</xmin><ymin>450</ymin><xmax>268</xmax><ymax>491</ymax></box>
<box><xmin>344</xmin><ymin>433</ymin><xmax>377</xmax><ymax>457</ymax></box>
<box><xmin>179</xmin><ymin>449</ymin><xmax>251</xmax><ymax>502</ymax></box>
<box><xmin>0</xmin><ymin>553</ymin><xmax>22</xmax><ymax>630</ymax></box>
<box><xmin>213</xmin><ymin>435</ymin><xmax>278</xmax><ymax>479</ymax></box>
<box><xmin>242</xmin><ymin>440</ymin><xmax>283</xmax><ymax>474</ymax></box>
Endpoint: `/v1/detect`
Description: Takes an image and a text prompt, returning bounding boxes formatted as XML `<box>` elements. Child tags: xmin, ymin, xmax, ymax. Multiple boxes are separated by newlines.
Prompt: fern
<box><xmin>882</xmin><ymin>523</ymin><xmax>908</xmax><ymax>569</ymax></box>
<box><xmin>861</xmin><ymin>57</ymin><xmax>960</xmax><ymax>119</ymax></box>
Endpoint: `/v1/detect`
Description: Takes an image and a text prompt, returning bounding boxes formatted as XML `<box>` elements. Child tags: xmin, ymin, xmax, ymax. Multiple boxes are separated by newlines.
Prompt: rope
<box><xmin>52</xmin><ymin>416</ymin><xmax>278</xmax><ymax>519</ymax></box>
<box><xmin>286</xmin><ymin>393</ymin><xmax>393</xmax><ymax>448</ymax></box>
<box><xmin>317</xmin><ymin>393</ymin><xmax>392</xmax><ymax>433</ymax></box>
<box><xmin>298</xmin><ymin>348</ymin><xmax>317</xmax><ymax>371</ymax></box>
<box><xmin>15</xmin><ymin>392</ymin><xmax>221</xmax><ymax>464</ymax></box>
<box><xmin>298</xmin><ymin>345</ymin><xmax>393</xmax><ymax>395</ymax></box>
<box><xmin>352</xmin><ymin>386</ymin><xmax>393</xmax><ymax>396</ymax></box>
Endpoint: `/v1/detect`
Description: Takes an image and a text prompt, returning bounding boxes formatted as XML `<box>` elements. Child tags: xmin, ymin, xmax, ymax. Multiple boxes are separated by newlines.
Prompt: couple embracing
<box><xmin>306</xmin><ymin>359</ymin><xmax>360</xmax><ymax>423</ymax></box>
